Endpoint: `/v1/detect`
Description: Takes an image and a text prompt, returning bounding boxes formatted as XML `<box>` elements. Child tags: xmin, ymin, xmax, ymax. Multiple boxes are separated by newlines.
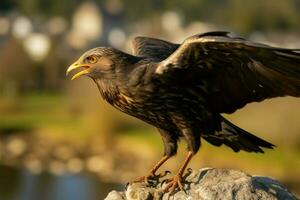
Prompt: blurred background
<box><xmin>0</xmin><ymin>0</ymin><xmax>300</xmax><ymax>199</ymax></box>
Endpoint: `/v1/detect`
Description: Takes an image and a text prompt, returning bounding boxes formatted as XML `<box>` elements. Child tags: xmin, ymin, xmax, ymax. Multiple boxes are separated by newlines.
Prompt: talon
<box><xmin>162</xmin><ymin>151</ymin><xmax>193</xmax><ymax>193</ymax></box>
<box><xmin>131</xmin><ymin>156</ymin><xmax>171</xmax><ymax>184</ymax></box>
<box><xmin>183</xmin><ymin>168</ymin><xmax>193</xmax><ymax>179</ymax></box>
<box><xmin>157</xmin><ymin>170</ymin><xmax>171</xmax><ymax>178</ymax></box>
<box><xmin>160</xmin><ymin>179</ymin><xmax>168</xmax><ymax>186</ymax></box>
<box><xmin>165</xmin><ymin>170</ymin><xmax>171</xmax><ymax>175</ymax></box>
<box><xmin>178</xmin><ymin>180</ymin><xmax>184</xmax><ymax>191</ymax></box>
<box><xmin>163</xmin><ymin>175</ymin><xmax>186</xmax><ymax>193</ymax></box>
<box><xmin>125</xmin><ymin>182</ymin><xmax>130</xmax><ymax>190</ymax></box>
<box><xmin>131</xmin><ymin>171</ymin><xmax>166</xmax><ymax>185</ymax></box>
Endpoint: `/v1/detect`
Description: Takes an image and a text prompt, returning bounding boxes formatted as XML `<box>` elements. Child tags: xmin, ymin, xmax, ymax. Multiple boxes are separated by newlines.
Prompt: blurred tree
<box><xmin>0</xmin><ymin>37</ymin><xmax>33</xmax><ymax>96</ymax></box>
<box><xmin>226</xmin><ymin>0</ymin><xmax>300</xmax><ymax>34</ymax></box>
<box><xmin>0</xmin><ymin>0</ymin><xmax>15</xmax><ymax>12</ymax></box>
<box><xmin>1</xmin><ymin>0</ymin><xmax>300</xmax><ymax>33</ymax></box>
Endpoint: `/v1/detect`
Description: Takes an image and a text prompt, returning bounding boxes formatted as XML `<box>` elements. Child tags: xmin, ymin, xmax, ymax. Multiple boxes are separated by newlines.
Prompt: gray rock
<box><xmin>104</xmin><ymin>191</ymin><xmax>126</xmax><ymax>200</ymax></box>
<box><xmin>105</xmin><ymin>168</ymin><xmax>298</xmax><ymax>200</ymax></box>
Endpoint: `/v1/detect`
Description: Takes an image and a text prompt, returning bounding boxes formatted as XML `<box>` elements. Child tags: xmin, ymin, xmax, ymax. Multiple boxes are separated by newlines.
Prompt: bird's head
<box><xmin>66</xmin><ymin>47</ymin><xmax>123</xmax><ymax>80</ymax></box>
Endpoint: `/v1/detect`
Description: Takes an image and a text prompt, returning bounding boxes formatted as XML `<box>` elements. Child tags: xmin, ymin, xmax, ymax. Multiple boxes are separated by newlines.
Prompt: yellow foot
<box><xmin>131</xmin><ymin>170</ymin><xmax>170</xmax><ymax>184</ymax></box>
<box><xmin>163</xmin><ymin>174</ymin><xmax>185</xmax><ymax>193</ymax></box>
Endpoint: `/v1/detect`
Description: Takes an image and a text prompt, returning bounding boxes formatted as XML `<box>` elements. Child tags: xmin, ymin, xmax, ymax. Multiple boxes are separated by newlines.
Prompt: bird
<box><xmin>66</xmin><ymin>31</ymin><xmax>300</xmax><ymax>192</ymax></box>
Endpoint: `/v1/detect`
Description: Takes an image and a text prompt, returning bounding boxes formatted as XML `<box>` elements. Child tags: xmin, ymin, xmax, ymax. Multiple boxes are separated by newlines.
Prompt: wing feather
<box><xmin>132</xmin><ymin>36</ymin><xmax>179</xmax><ymax>60</ymax></box>
<box><xmin>156</xmin><ymin>33</ymin><xmax>300</xmax><ymax>113</ymax></box>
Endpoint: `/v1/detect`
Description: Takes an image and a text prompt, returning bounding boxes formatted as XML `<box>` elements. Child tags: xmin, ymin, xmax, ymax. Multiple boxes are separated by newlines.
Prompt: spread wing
<box><xmin>156</xmin><ymin>32</ymin><xmax>300</xmax><ymax>113</ymax></box>
<box><xmin>132</xmin><ymin>36</ymin><xmax>179</xmax><ymax>60</ymax></box>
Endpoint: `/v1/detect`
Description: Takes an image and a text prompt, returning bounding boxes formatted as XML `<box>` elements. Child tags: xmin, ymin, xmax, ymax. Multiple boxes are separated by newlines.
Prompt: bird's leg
<box><xmin>132</xmin><ymin>155</ymin><xmax>170</xmax><ymax>183</ymax></box>
<box><xmin>132</xmin><ymin>128</ymin><xmax>178</xmax><ymax>184</ymax></box>
<box><xmin>160</xmin><ymin>119</ymin><xmax>199</xmax><ymax>193</ymax></box>
<box><xmin>163</xmin><ymin>151</ymin><xmax>194</xmax><ymax>193</ymax></box>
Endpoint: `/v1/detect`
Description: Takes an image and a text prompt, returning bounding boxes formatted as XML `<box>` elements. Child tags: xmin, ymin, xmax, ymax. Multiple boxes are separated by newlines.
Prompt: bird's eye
<box><xmin>86</xmin><ymin>56</ymin><xmax>97</xmax><ymax>64</ymax></box>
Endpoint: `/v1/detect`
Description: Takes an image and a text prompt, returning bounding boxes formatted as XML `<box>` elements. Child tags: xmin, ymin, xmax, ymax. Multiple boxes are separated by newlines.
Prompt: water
<box><xmin>0</xmin><ymin>165</ymin><xmax>122</xmax><ymax>200</ymax></box>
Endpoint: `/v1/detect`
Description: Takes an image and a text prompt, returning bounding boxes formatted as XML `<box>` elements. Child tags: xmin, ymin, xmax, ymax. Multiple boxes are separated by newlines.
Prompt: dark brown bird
<box><xmin>66</xmin><ymin>31</ymin><xmax>300</xmax><ymax>192</ymax></box>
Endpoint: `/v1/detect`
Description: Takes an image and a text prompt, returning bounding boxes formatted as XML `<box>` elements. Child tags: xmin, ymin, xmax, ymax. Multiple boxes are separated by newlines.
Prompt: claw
<box><xmin>130</xmin><ymin>156</ymin><xmax>171</xmax><ymax>185</ymax></box>
<box><xmin>162</xmin><ymin>151</ymin><xmax>193</xmax><ymax>194</ymax></box>
<box><xmin>183</xmin><ymin>168</ymin><xmax>193</xmax><ymax>179</ymax></box>
<box><xmin>165</xmin><ymin>170</ymin><xmax>171</xmax><ymax>175</ymax></box>
<box><xmin>160</xmin><ymin>179</ymin><xmax>168</xmax><ymax>187</ymax></box>
<box><xmin>132</xmin><ymin>169</ymin><xmax>172</xmax><ymax>185</ymax></box>
<box><xmin>163</xmin><ymin>175</ymin><xmax>186</xmax><ymax>194</ymax></box>
<box><xmin>125</xmin><ymin>182</ymin><xmax>130</xmax><ymax>190</ymax></box>
<box><xmin>157</xmin><ymin>170</ymin><xmax>171</xmax><ymax>178</ymax></box>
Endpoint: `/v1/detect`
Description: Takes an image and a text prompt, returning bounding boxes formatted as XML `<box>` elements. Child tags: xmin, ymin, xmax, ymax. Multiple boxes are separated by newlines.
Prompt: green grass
<box><xmin>0</xmin><ymin>92</ymin><xmax>86</xmax><ymax>137</ymax></box>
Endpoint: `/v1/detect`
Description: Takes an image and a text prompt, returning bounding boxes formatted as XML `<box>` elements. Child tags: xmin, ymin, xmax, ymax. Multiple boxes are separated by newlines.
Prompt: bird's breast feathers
<box><xmin>117</xmin><ymin>93</ymin><xmax>135</xmax><ymax>104</ymax></box>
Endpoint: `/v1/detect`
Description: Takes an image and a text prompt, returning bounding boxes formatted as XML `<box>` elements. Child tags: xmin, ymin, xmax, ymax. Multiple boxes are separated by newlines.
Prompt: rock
<box><xmin>105</xmin><ymin>168</ymin><xmax>298</xmax><ymax>200</ymax></box>
<box><xmin>104</xmin><ymin>191</ymin><xmax>125</xmax><ymax>200</ymax></box>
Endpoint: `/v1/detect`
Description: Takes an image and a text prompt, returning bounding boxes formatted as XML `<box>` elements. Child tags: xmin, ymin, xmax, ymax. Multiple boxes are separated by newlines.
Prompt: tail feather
<box><xmin>203</xmin><ymin>117</ymin><xmax>275</xmax><ymax>153</ymax></box>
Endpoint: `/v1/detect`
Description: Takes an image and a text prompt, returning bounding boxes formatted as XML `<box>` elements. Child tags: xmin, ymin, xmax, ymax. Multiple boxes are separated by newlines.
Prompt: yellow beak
<box><xmin>66</xmin><ymin>62</ymin><xmax>91</xmax><ymax>80</ymax></box>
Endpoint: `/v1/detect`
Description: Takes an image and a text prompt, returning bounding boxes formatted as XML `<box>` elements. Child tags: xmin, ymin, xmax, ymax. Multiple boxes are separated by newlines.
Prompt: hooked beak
<box><xmin>66</xmin><ymin>62</ymin><xmax>91</xmax><ymax>80</ymax></box>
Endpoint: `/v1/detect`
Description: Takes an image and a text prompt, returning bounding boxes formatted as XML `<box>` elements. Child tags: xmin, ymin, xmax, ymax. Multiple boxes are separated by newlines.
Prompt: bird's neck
<box><xmin>93</xmin><ymin>78</ymin><xmax>120</xmax><ymax>104</ymax></box>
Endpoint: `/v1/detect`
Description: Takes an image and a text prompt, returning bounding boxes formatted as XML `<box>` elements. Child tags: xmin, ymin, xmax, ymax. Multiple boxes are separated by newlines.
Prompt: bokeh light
<box><xmin>12</xmin><ymin>16</ymin><xmax>32</xmax><ymax>39</ymax></box>
<box><xmin>108</xmin><ymin>28</ymin><xmax>126</xmax><ymax>48</ymax></box>
<box><xmin>47</xmin><ymin>17</ymin><xmax>68</xmax><ymax>35</ymax></box>
<box><xmin>71</xmin><ymin>2</ymin><xmax>103</xmax><ymax>45</ymax></box>
<box><xmin>161</xmin><ymin>11</ymin><xmax>183</xmax><ymax>34</ymax></box>
<box><xmin>23</xmin><ymin>33</ymin><xmax>51</xmax><ymax>61</ymax></box>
